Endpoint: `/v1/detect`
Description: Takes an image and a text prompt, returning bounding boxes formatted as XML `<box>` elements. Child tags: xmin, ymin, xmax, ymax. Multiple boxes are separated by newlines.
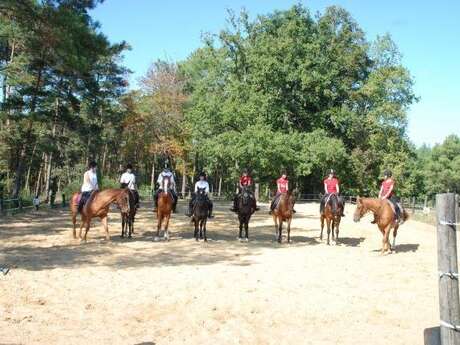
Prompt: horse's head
<box><xmin>162</xmin><ymin>176</ymin><xmax>171</xmax><ymax>192</ymax></box>
<box><xmin>353</xmin><ymin>196</ymin><xmax>367</xmax><ymax>222</ymax></box>
<box><xmin>241</xmin><ymin>186</ymin><xmax>251</xmax><ymax>205</ymax></box>
<box><xmin>117</xmin><ymin>189</ymin><xmax>131</xmax><ymax>214</ymax></box>
<box><xmin>196</xmin><ymin>187</ymin><xmax>207</xmax><ymax>199</ymax></box>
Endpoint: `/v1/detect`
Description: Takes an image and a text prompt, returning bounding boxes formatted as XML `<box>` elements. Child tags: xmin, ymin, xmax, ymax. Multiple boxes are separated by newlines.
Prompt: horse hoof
<box><xmin>164</xmin><ymin>236</ymin><xmax>170</xmax><ymax>241</ymax></box>
<box><xmin>154</xmin><ymin>236</ymin><xmax>160</xmax><ymax>242</ymax></box>
<box><xmin>245</xmin><ymin>238</ymin><xmax>249</xmax><ymax>242</ymax></box>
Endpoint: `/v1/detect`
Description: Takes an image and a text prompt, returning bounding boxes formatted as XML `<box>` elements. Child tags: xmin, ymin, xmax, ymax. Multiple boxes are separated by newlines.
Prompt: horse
<box><xmin>121</xmin><ymin>189</ymin><xmax>137</xmax><ymax>238</ymax></box>
<box><xmin>70</xmin><ymin>188</ymin><xmax>131</xmax><ymax>242</ymax></box>
<box><xmin>272</xmin><ymin>191</ymin><xmax>296</xmax><ymax>243</ymax></box>
<box><xmin>320</xmin><ymin>193</ymin><xmax>343</xmax><ymax>245</ymax></box>
<box><xmin>353</xmin><ymin>197</ymin><xmax>409</xmax><ymax>254</ymax></box>
<box><xmin>236</xmin><ymin>186</ymin><xmax>256</xmax><ymax>241</ymax></box>
<box><xmin>192</xmin><ymin>187</ymin><xmax>209</xmax><ymax>242</ymax></box>
<box><xmin>154</xmin><ymin>175</ymin><xmax>174</xmax><ymax>241</ymax></box>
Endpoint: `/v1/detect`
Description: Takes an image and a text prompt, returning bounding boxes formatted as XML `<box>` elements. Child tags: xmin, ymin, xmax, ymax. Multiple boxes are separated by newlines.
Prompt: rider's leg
<box><xmin>319</xmin><ymin>194</ymin><xmax>327</xmax><ymax>214</ymax></box>
<box><xmin>78</xmin><ymin>191</ymin><xmax>90</xmax><ymax>213</ymax></box>
<box><xmin>208</xmin><ymin>199</ymin><xmax>214</xmax><ymax>218</ymax></box>
<box><xmin>133</xmin><ymin>190</ymin><xmax>140</xmax><ymax>208</ymax></box>
<box><xmin>230</xmin><ymin>194</ymin><xmax>238</xmax><ymax>212</ymax></box>
<box><xmin>186</xmin><ymin>195</ymin><xmax>195</xmax><ymax>216</ymax></box>
<box><xmin>391</xmin><ymin>196</ymin><xmax>401</xmax><ymax>222</ymax></box>
<box><xmin>153</xmin><ymin>189</ymin><xmax>161</xmax><ymax>210</ymax></box>
<box><xmin>269</xmin><ymin>193</ymin><xmax>280</xmax><ymax>214</ymax></box>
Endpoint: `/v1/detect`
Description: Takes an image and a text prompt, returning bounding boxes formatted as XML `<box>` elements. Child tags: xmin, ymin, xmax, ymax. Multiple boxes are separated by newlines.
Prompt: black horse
<box><xmin>237</xmin><ymin>186</ymin><xmax>256</xmax><ymax>241</ymax></box>
<box><xmin>192</xmin><ymin>187</ymin><xmax>210</xmax><ymax>241</ymax></box>
<box><xmin>121</xmin><ymin>189</ymin><xmax>137</xmax><ymax>238</ymax></box>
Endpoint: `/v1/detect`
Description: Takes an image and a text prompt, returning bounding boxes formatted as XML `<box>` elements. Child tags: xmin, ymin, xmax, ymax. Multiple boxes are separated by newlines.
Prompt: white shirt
<box><xmin>33</xmin><ymin>197</ymin><xmax>40</xmax><ymax>206</ymax></box>
<box><xmin>194</xmin><ymin>180</ymin><xmax>209</xmax><ymax>194</ymax></box>
<box><xmin>157</xmin><ymin>171</ymin><xmax>176</xmax><ymax>190</ymax></box>
<box><xmin>81</xmin><ymin>169</ymin><xmax>98</xmax><ymax>192</ymax></box>
<box><xmin>120</xmin><ymin>172</ymin><xmax>136</xmax><ymax>190</ymax></box>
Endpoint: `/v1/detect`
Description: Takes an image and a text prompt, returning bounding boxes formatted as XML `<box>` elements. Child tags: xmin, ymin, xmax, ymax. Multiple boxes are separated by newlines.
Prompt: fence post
<box><xmin>436</xmin><ymin>193</ymin><xmax>460</xmax><ymax>345</ymax></box>
<box><xmin>62</xmin><ymin>193</ymin><xmax>66</xmax><ymax>207</ymax></box>
<box><xmin>412</xmin><ymin>196</ymin><xmax>416</xmax><ymax>214</ymax></box>
<box><xmin>18</xmin><ymin>197</ymin><xmax>22</xmax><ymax>211</ymax></box>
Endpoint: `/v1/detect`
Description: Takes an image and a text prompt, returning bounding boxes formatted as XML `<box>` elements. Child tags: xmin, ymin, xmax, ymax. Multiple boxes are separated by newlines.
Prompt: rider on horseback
<box><xmin>120</xmin><ymin>163</ymin><xmax>140</xmax><ymax>209</ymax></box>
<box><xmin>230</xmin><ymin>168</ymin><xmax>259</xmax><ymax>212</ymax></box>
<box><xmin>320</xmin><ymin>169</ymin><xmax>345</xmax><ymax>216</ymax></box>
<box><xmin>78</xmin><ymin>161</ymin><xmax>99</xmax><ymax>213</ymax></box>
<box><xmin>153</xmin><ymin>164</ymin><xmax>178</xmax><ymax>213</ymax></box>
<box><xmin>186</xmin><ymin>172</ymin><xmax>214</xmax><ymax>218</ymax></box>
<box><xmin>269</xmin><ymin>170</ymin><xmax>295</xmax><ymax>214</ymax></box>
<box><xmin>374</xmin><ymin>169</ymin><xmax>404</xmax><ymax>224</ymax></box>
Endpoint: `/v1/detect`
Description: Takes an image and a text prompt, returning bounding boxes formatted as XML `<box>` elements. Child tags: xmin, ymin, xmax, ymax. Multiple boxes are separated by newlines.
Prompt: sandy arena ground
<box><xmin>0</xmin><ymin>201</ymin><xmax>440</xmax><ymax>345</ymax></box>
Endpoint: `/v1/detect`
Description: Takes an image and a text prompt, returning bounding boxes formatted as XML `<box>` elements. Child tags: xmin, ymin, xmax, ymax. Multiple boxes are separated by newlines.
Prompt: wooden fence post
<box><xmin>436</xmin><ymin>193</ymin><xmax>460</xmax><ymax>345</ymax></box>
<box><xmin>412</xmin><ymin>196</ymin><xmax>417</xmax><ymax>214</ymax></box>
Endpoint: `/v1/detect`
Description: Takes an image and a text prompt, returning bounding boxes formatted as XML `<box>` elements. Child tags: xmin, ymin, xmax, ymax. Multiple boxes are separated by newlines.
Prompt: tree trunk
<box><xmin>101</xmin><ymin>142</ymin><xmax>108</xmax><ymax>175</ymax></box>
<box><xmin>181</xmin><ymin>169</ymin><xmax>186</xmax><ymax>198</ymax></box>
<box><xmin>150</xmin><ymin>157</ymin><xmax>156</xmax><ymax>190</ymax></box>
<box><xmin>34</xmin><ymin>153</ymin><xmax>45</xmax><ymax>197</ymax></box>
<box><xmin>24</xmin><ymin>143</ymin><xmax>37</xmax><ymax>194</ymax></box>
<box><xmin>218</xmin><ymin>176</ymin><xmax>222</xmax><ymax>197</ymax></box>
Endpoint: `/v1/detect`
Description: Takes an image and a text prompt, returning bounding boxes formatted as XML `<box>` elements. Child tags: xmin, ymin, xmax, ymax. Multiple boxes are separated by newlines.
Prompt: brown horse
<box><xmin>353</xmin><ymin>197</ymin><xmax>409</xmax><ymax>254</ymax></box>
<box><xmin>121</xmin><ymin>189</ymin><xmax>137</xmax><ymax>238</ymax></box>
<box><xmin>272</xmin><ymin>192</ymin><xmax>296</xmax><ymax>243</ymax></box>
<box><xmin>320</xmin><ymin>195</ymin><xmax>343</xmax><ymax>245</ymax></box>
<box><xmin>155</xmin><ymin>176</ymin><xmax>174</xmax><ymax>241</ymax></box>
<box><xmin>70</xmin><ymin>188</ymin><xmax>131</xmax><ymax>242</ymax></box>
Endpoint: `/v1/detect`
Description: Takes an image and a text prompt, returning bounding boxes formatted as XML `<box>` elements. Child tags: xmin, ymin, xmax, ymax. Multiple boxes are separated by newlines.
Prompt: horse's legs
<box><xmin>155</xmin><ymin>215</ymin><xmax>161</xmax><ymax>240</ymax></box>
<box><xmin>203</xmin><ymin>219</ymin><xmax>208</xmax><ymax>242</ymax></box>
<box><xmin>287</xmin><ymin>217</ymin><xmax>291</xmax><ymax>243</ymax></box>
<box><xmin>79</xmin><ymin>215</ymin><xmax>85</xmax><ymax>239</ymax></box>
<box><xmin>382</xmin><ymin>224</ymin><xmax>392</xmax><ymax>254</ymax></box>
<box><xmin>82</xmin><ymin>219</ymin><xmax>91</xmax><ymax>243</ymax></box>
<box><xmin>326</xmin><ymin>218</ymin><xmax>331</xmax><ymax>245</ymax></box>
<box><xmin>335</xmin><ymin>218</ymin><xmax>340</xmax><ymax>242</ymax></box>
<box><xmin>121</xmin><ymin>215</ymin><xmax>125</xmax><ymax>238</ymax></box>
<box><xmin>102</xmin><ymin>216</ymin><xmax>110</xmax><ymax>241</ymax></box>
<box><xmin>239</xmin><ymin>219</ymin><xmax>243</xmax><ymax>239</ymax></box>
<box><xmin>245</xmin><ymin>220</ymin><xmax>249</xmax><ymax>240</ymax></box>
<box><xmin>320</xmin><ymin>215</ymin><xmax>324</xmax><ymax>241</ymax></box>
<box><xmin>392</xmin><ymin>225</ymin><xmax>398</xmax><ymax>251</ymax></box>
<box><xmin>72</xmin><ymin>212</ymin><xmax>78</xmax><ymax>239</ymax></box>
<box><xmin>194</xmin><ymin>220</ymin><xmax>199</xmax><ymax>241</ymax></box>
<box><xmin>273</xmin><ymin>215</ymin><xmax>279</xmax><ymax>240</ymax></box>
<box><xmin>277</xmin><ymin>219</ymin><xmax>283</xmax><ymax>244</ymax></box>
<box><xmin>164</xmin><ymin>215</ymin><xmax>170</xmax><ymax>241</ymax></box>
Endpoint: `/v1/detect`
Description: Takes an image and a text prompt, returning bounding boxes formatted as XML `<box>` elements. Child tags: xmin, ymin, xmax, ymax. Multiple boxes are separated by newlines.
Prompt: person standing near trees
<box><xmin>320</xmin><ymin>169</ymin><xmax>345</xmax><ymax>216</ymax></box>
<box><xmin>78</xmin><ymin>161</ymin><xmax>99</xmax><ymax>213</ymax></box>
<box><xmin>120</xmin><ymin>163</ymin><xmax>140</xmax><ymax>209</ymax></box>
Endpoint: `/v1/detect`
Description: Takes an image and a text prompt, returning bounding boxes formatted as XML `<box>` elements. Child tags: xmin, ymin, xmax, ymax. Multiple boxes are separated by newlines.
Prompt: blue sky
<box><xmin>90</xmin><ymin>0</ymin><xmax>460</xmax><ymax>147</ymax></box>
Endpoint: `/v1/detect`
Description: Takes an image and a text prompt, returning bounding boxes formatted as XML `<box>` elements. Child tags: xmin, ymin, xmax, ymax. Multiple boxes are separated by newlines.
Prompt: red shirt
<box><xmin>381</xmin><ymin>178</ymin><xmax>395</xmax><ymax>198</ymax></box>
<box><xmin>277</xmin><ymin>177</ymin><xmax>288</xmax><ymax>193</ymax></box>
<box><xmin>240</xmin><ymin>175</ymin><xmax>253</xmax><ymax>186</ymax></box>
<box><xmin>324</xmin><ymin>177</ymin><xmax>339</xmax><ymax>193</ymax></box>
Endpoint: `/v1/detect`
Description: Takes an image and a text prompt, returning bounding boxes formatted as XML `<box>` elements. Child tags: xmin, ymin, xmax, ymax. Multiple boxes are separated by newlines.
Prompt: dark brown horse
<box><xmin>70</xmin><ymin>188</ymin><xmax>131</xmax><ymax>242</ymax></box>
<box><xmin>192</xmin><ymin>187</ymin><xmax>209</xmax><ymax>242</ymax></box>
<box><xmin>320</xmin><ymin>194</ymin><xmax>343</xmax><ymax>245</ymax></box>
<box><xmin>121</xmin><ymin>189</ymin><xmax>137</xmax><ymax>238</ymax></box>
<box><xmin>236</xmin><ymin>186</ymin><xmax>256</xmax><ymax>241</ymax></box>
<box><xmin>155</xmin><ymin>176</ymin><xmax>174</xmax><ymax>241</ymax></box>
<box><xmin>353</xmin><ymin>197</ymin><xmax>409</xmax><ymax>254</ymax></box>
<box><xmin>272</xmin><ymin>191</ymin><xmax>295</xmax><ymax>243</ymax></box>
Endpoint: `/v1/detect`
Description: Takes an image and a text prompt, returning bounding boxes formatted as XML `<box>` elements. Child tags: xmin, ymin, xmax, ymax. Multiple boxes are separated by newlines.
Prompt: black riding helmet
<box><xmin>89</xmin><ymin>161</ymin><xmax>97</xmax><ymax>168</ymax></box>
<box><xmin>126</xmin><ymin>163</ymin><xmax>133</xmax><ymax>170</ymax></box>
<box><xmin>383</xmin><ymin>169</ymin><xmax>392</xmax><ymax>177</ymax></box>
<box><xmin>199</xmin><ymin>171</ymin><xmax>207</xmax><ymax>179</ymax></box>
<box><xmin>242</xmin><ymin>168</ymin><xmax>249</xmax><ymax>175</ymax></box>
<box><xmin>327</xmin><ymin>169</ymin><xmax>335</xmax><ymax>176</ymax></box>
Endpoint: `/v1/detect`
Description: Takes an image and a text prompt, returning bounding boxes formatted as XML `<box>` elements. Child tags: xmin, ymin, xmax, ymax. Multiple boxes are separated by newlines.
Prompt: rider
<box><xmin>374</xmin><ymin>169</ymin><xmax>403</xmax><ymax>224</ymax></box>
<box><xmin>153</xmin><ymin>164</ymin><xmax>178</xmax><ymax>213</ymax></box>
<box><xmin>230</xmin><ymin>168</ymin><xmax>259</xmax><ymax>212</ymax></box>
<box><xmin>186</xmin><ymin>171</ymin><xmax>214</xmax><ymax>218</ymax></box>
<box><xmin>79</xmin><ymin>161</ymin><xmax>99</xmax><ymax>212</ymax></box>
<box><xmin>269</xmin><ymin>170</ymin><xmax>295</xmax><ymax>214</ymax></box>
<box><xmin>320</xmin><ymin>169</ymin><xmax>345</xmax><ymax>216</ymax></box>
<box><xmin>120</xmin><ymin>163</ymin><xmax>139</xmax><ymax>208</ymax></box>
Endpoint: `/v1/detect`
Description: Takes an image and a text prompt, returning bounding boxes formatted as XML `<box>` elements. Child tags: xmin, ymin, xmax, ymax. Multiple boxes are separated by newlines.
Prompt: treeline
<box><xmin>0</xmin><ymin>2</ymin><xmax>457</xmax><ymax>202</ymax></box>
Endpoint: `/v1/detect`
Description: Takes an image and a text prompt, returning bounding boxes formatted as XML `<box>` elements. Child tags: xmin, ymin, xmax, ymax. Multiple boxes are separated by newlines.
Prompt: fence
<box><xmin>0</xmin><ymin>193</ymin><xmax>66</xmax><ymax>216</ymax></box>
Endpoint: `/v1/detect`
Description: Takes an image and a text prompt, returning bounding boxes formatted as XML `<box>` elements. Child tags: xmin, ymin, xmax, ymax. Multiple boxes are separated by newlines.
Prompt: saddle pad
<box><xmin>74</xmin><ymin>193</ymin><xmax>81</xmax><ymax>206</ymax></box>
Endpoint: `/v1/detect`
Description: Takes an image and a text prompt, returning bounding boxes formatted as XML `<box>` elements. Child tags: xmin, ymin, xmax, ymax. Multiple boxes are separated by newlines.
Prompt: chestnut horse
<box><xmin>272</xmin><ymin>191</ymin><xmax>296</xmax><ymax>243</ymax></box>
<box><xmin>320</xmin><ymin>194</ymin><xmax>343</xmax><ymax>245</ymax></box>
<box><xmin>155</xmin><ymin>176</ymin><xmax>174</xmax><ymax>241</ymax></box>
<box><xmin>70</xmin><ymin>188</ymin><xmax>131</xmax><ymax>242</ymax></box>
<box><xmin>353</xmin><ymin>197</ymin><xmax>409</xmax><ymax>254</ymax></box>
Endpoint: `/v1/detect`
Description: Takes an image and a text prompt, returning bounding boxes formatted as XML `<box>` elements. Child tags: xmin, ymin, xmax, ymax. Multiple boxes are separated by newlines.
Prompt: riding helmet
<box><xmin>126</xmin><ymin>163</ymin><xmax>133</xmax><ymax>170</ymax></box>
<box><xmin>89</xmin><ymin>161</ymin><xmax>97</xmax><ymax>168</ymax></box>
<box><xmin>328</xmin><ymin>169</ymin><xmax>335</xmax><ymax>176</ymax></box>
<box><xmin>383</xmin><ymin>169</ymin><xmax>392</xmax><ymax>177</ymax></box>
<box><xmin>199</xmin><ymin>171</ymin><xmax>207</xmax><ymax>178</ymax></box>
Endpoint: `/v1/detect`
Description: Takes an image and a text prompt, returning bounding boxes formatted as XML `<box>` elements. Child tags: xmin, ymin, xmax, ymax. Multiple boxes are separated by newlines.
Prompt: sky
<box><xmin>90</xmin><ymin>0</ymin><xmax>460</xmax><ymax>147</ymax></box>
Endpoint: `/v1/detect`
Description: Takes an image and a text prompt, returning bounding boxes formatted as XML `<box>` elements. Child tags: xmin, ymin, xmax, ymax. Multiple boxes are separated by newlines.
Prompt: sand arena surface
<box><xmin>0</xmin><ymin>201</ymin><xmax>440</xmax><ymax>344</ymax></box>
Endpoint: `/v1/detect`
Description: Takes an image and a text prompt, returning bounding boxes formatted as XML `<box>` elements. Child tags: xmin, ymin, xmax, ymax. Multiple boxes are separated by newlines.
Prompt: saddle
<box><xmin>385</xmin><ymin>199</ymin><xmax>403</xmax><ymax>221</ymax></box>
